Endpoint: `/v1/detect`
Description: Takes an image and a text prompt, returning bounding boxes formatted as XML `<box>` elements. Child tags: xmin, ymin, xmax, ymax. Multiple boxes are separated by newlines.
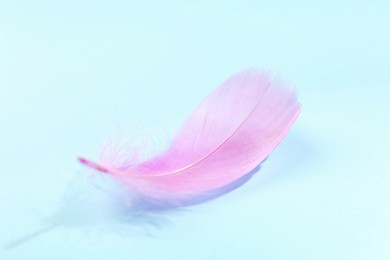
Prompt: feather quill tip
<box><xmin>78</xmin><ymin>157</ymin><xmax>108</xmax><ymax>173</ymax></box>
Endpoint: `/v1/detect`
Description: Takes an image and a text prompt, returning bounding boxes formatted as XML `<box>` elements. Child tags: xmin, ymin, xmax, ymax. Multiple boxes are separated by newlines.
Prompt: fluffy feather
<box><xmin>79</xmin><ymin>69</ymin><xmax>301</xmax><ymax>202</ymax></box>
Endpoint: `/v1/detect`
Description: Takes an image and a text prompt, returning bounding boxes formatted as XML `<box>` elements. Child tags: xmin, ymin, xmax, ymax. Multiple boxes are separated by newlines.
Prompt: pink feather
<box><xmin>79</xmin><ymin>69</ymin><xmax>301</xmax><ymax>203</ymax></box>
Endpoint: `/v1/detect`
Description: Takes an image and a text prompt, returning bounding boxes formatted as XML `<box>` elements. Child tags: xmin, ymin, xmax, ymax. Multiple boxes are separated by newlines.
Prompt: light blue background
<box><xmin>1</xmin><ymin>1</ymin><xmax>389</xmax><ymax>259</ymax></box>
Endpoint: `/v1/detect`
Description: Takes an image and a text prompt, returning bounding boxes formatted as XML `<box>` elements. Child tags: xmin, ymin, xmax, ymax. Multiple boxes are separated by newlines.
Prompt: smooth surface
<box><xmin>1</xmin><ymin>1</ymin><xmax>389</xmax><ymax>259</ymax></box>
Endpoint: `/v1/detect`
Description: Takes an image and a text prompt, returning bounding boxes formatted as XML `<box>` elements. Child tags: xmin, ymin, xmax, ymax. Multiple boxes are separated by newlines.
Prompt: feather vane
<box><xmin>79</xmin><ymin>69</ymin><xmax>301</xmax><ymax>201</ymax></box>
